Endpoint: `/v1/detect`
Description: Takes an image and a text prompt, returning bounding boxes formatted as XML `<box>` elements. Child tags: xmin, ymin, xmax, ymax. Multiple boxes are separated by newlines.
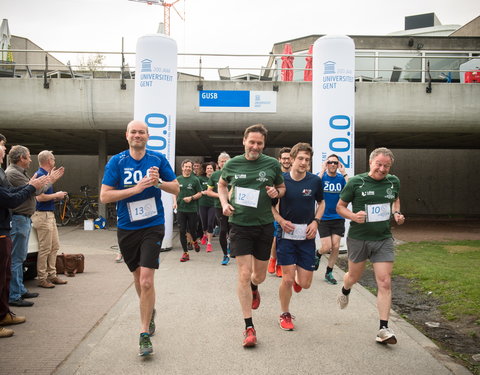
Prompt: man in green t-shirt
<box><xmin>218</xmin><ymin>124</ymin><xmax>285</xmax><ymax>348</ymax></box>
<box><xmin>336</xmin><ymin>147</ymin><xmax>405</xmax><ymax>345</ymax></box>
<box><xmin>174</xmin><ymin>159</ymin><xmax>202</xmax><ymax>262</ymax></box>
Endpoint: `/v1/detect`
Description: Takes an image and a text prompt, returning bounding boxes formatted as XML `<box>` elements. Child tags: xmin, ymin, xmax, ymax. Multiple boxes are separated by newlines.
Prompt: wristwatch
<box><xmin>393</xmin><ymin>211</ymin><xmax>402</xmax><ymax>215</ymax></box>
<box><xmin>314</xmin><ymin>218</ymin><xmax>322</xmax><ymax>225</ymax></box>
<box><xmin>156</xmin><ymin>179</ymin><xmax>163</xmax><ymax>188</ymax></box>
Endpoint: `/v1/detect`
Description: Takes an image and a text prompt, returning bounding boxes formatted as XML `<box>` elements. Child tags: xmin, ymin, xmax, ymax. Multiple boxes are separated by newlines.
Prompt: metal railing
<box><xmin>1</xmin><ymin>48</ymin><xmax>479</xmax><ymax>83</ymax></box>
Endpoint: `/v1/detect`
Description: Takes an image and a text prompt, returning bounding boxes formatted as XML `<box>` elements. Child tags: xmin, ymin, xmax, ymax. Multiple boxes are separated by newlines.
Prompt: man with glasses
<box><xmin>336</xmin><ymin>147</ymin><xmax>405</xmax><ymax>345</ymax></box>
<box><xmin>315</xmin><ymin>154</ymin><xmax>348</xmax><ymax>284</ymax></box>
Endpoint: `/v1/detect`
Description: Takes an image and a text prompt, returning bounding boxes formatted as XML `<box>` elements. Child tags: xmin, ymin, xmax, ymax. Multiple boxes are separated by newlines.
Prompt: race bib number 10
<box><xmin>365</xmin><ymin>203</ymin><xmax>390</xmax><ymax>223</ymax></box>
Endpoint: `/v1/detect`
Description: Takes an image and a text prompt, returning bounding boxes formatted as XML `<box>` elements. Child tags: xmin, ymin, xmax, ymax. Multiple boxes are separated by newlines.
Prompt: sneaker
<box><xmin>193</xmin><ymin>241</ymin><xmax>200</xmax><ymax>252</ymax></box>
<box><xmin>279</xmin><ymin>312</ymin><xmax>295</xmax><ymax>331</ymax></box>
<box><xmin>276</xmin><ymin>265</ymin><xmax>282</xmax><ymax>278</ymax></box>
<box><xmin>376</xmin><ymin>327</ymin><xmax>397</xmax><ymax>345</ymax></box>
<box><xmin>314</xmin><ymin>252</ymin><xmax>321</xmax><ymax>271</ymax></box>
<box><xmin>149</xmin><ymin>308</ymin><xmax>156</xmax><ymax>336</ymax></box>
<box><xmin>206</xmin><ymin>244</ymin><xmax>213</xmax><ymax>252</ymax></box>
<box><xmin>187</xmin><ymin>242</ymin><xmax>193</xmax><ymax>251</ymax></box>
<box><xmin>0</xmin><ymin>326</ymin><xmax>14</xmax><ymax>338</ymax></box>
<box><xmin>267</xmin><ymin>257</ymin><xmax>276</xmax><ymax>274</ymax></box>
<box><xmin>201</xmin><ymin>235</ymin><xmax>207</xmax><ymax>245</ymax></box>
<box><xmin>180</xmin><ymin>252</ymin><xmax>190</xmax><ymax>262</ymax></box>
<box><xmin>242</xmin><ymin>327</ymin><xmax>257</xmax><ymax>347</ymax></box>
<box><xmin>325</xmin><ymin>272</ymin><xmax>338</xmax><ymax>285</ymax></box>
<box><xmin>0</xmin><ymin>312</ymin><xmax>26</xmax><ymax>326</ymax></box>
<box><xmin>293</xmin><ymin>281</ymin><xmax>302</xmax><ymax>293</ymax></box>
<box><xmin>252</xmin><ymin>289</ymin><xmax>261</xmax><ymax>310</ymax></box>
<box><xmin>221</xmin><ymin>255</ymin><xmax>230</xmax><ymax>265</ymax></box>
<box><xmin>337</xmin><ymin>293</ymin><xmax>349</xmax><ymax>309</ymax></box>
<box><xmin>138</xmin><ymin>333</ymin><xmax>153</xmax><ymax>356</ymax></box>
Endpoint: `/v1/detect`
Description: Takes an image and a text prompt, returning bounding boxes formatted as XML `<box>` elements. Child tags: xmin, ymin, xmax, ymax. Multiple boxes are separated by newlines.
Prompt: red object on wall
<box><xmin>465</xmin><ymin>70</ymin><xmax>480</xmax><ymax>83</ymax></box>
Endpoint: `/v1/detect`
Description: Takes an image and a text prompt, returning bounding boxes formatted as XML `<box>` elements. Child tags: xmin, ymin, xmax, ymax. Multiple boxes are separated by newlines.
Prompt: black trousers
<box><xmin>177</xmin><ymin>211</ymin><xmax>198</xmax><ymax>252</ymax></box>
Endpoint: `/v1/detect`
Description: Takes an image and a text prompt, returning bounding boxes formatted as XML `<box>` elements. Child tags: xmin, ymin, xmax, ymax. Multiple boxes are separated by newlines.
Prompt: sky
<box><xmin>2</xmin><ymin>0</ymin><xmax>480</xmax><ymax>78</ymax></box>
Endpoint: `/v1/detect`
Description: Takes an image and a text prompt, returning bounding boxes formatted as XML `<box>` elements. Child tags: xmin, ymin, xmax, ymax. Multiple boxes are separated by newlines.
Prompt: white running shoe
<box><xmin>376</xmin><ymin>327</ymin><xmax>397</xmax><ymax>344</ymax></box>
<box><xmin>337</xmin><ymin>293</ymin><xmax>349</xmax><ymax>309</ymax></box>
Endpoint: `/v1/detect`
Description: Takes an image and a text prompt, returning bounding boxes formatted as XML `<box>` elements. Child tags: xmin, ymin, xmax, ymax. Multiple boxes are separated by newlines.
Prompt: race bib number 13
<box><xmin>127</xmin><ymin>197</ymin><xmax>158</xmax><ymax>222</ymax></box>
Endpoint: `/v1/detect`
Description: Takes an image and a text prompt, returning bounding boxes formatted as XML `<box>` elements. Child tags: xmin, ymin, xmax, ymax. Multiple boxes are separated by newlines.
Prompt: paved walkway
<box><xmin>0</xmin><ymin>227</ymin><xmax>470</xmax><ymax>375</ymax></box>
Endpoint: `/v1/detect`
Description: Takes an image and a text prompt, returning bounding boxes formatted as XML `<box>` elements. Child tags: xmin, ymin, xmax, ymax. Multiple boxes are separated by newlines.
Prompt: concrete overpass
<box><xmin>0</xmin><ymin>78</ymin><xmax>479</xmax><ymax>157</ymax></box>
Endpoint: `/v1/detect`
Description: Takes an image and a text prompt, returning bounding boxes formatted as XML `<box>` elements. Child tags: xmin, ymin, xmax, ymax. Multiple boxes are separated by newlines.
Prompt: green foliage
<box><xmin>394</xmin><ymin>240</ymin><xmax>480</xmax><ymax>320</ymax></box>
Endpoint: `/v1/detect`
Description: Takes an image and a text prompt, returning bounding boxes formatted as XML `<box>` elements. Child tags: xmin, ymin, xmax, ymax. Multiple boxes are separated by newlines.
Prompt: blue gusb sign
<box><xmin>199</xmin><ymin>90</ymin><xmax>250</xmax><ymax>107</ymax></box>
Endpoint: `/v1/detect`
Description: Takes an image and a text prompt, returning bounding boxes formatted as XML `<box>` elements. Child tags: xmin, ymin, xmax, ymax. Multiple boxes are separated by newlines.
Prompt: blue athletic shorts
<box><xmin>276</xmin><ymin>237</ymin><xmax>316</xmax><ymax>271</ymax></box>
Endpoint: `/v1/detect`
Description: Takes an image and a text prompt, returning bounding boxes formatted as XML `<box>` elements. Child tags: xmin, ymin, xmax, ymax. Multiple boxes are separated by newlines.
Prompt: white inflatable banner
<box><xmin>312</xmin><ymin>35</ymin><xmax>355</xmax><ymax>249</ymax></box>
<box><xmin>135</xmin><ymin>34</ymin><xmax>177</xmax><ymax>249</ymax></box>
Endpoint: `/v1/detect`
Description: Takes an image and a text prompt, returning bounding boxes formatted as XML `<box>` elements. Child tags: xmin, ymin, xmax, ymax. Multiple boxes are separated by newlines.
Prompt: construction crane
<box><xmin>129</xmin><ymin>0</ymin><xmax>184</xmax><ymax>36</ymax></box>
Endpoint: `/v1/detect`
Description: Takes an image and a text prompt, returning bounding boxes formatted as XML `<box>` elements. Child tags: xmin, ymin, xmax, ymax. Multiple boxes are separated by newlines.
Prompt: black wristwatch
<box><xmin>314</xmin><ymin>218</ymin><xmax>322</xmax><ymax>225</ymax></box>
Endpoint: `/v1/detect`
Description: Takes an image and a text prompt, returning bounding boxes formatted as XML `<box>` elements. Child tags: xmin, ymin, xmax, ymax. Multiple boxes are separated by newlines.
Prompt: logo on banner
<box><xmin>141</xmin><ymin>59</ymin><xmax>152</xmax><ymax>72</ymax></box>
<box><xmin>324</xmin><ymin>61</ymin><xmax>336</xmax><ymax>74</ymax></box>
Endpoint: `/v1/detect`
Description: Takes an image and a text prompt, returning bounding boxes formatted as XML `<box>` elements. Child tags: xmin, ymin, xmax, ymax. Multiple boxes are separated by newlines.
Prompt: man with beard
<box><xmin>218</xmin><ymin>124</ymin><xmax>285</xmax><ymax>347</ymax></box>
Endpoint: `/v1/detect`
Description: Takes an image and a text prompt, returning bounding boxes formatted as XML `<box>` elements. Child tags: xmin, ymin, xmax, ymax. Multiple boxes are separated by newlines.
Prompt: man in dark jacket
<box><xmin>0</xmin><ymin>134</ymin><xmax>48</xmax><ymax>338</ymax></box>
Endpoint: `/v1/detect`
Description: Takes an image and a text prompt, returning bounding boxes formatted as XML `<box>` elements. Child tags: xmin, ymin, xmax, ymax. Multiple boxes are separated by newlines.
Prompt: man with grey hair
<box><xmin>336</xmin><ymin>147</ymin><xmax>405</xmax><ymax>345</ymax></box>
<box><xmin>31</xmin><ymin>150</ymin><xmax>67</xmax><ymax>289</ymax></box>
<box><xmin>6</xmin><ymin>146</ymin><xmax>62</xmax><ymax>306</ymax></box>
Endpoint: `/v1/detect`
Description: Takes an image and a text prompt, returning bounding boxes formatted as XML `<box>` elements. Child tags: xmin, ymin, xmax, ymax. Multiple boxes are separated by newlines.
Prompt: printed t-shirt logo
<box><xmin>362</xmin><ymin>191</ymin><xmax>375</xmax><ymax>197</ymax></box>
<box><xmin>235</xmin><ymin>174</ymin><xmax>246</xmax><ymax>179</ymax></box>
<box><xmin>385</xmin><ymin>188</ymin><xmax>395</xmax><ymax>199</ymax></box>
<box><xmin>256</xmin><ymin>171</ymin><xmax>268</xmax><ymax>182</ymax></box>
<box><xmin>302</xmin><ymin>189</ymin><xmax>312</xmax><ymax>196</ymax></box>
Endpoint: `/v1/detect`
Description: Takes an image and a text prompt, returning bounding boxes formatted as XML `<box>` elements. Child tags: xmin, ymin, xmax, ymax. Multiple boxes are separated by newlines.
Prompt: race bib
<box><xmin>127</xmin><ymin>197</ymin><xmax>158</xmax><ymax>222</ymax></box>
<box><xmin>365</xmin><ymin>203</ymin><xmax>391</xmax><ymax>223</ymax></box>
<box><xmin>282</xmin><ymin>224</ymin><xmax>307</xmax><ymax>241</ymax></box>
<box><xmin>235</xmin><ymin>187</ymin><xmax>260</xmax><ymax>208</ymax></box>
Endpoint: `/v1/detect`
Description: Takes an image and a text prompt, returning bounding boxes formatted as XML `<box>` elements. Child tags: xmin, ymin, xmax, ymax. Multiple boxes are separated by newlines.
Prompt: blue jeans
<box><xmin>9</xmin><ymin>215</ymin><xmax>31</xmax><ymax>301</ymax></box>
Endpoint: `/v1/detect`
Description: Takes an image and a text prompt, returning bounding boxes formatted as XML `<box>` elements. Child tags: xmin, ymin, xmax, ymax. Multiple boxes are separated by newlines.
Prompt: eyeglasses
<box><xmin>327</xmin><ymin>161</ymin><xmax>338</xmax><ymax>165</ymax></box>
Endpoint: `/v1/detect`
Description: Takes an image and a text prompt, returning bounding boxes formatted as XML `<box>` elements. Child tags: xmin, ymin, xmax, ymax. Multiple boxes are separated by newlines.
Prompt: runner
<box><xmin>174</xmin><ymin>159</ymin><xmax>202</xmax><ymax>262</ymax></box>
<box><xmin>218</xmin><ymin>124</ymin><xmax>285</xmax><ymax>347</ymax></box>
<box><xmin>336</xmin><ymin>147</ymin><xmax>405</xmax><ymax>345</ymax></box>
<box><xmin>100</xmin><ymin>120</ymin><xmax>179</xmax><ymax>356</ymax></box>
<box><xmin>316</xmin><ymin>154</ymin><xmax>348</xmax><ymax>284</ymax></box>
<box><xmin>198</xmin><ymin>162</ymin><xmax>216</xmax><ymax>252</ymax></box>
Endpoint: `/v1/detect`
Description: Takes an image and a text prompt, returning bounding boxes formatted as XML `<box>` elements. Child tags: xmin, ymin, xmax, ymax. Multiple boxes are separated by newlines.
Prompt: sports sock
<box><xmin>245</xmin><ymin>317</ymin><xmax>254</xmax><ymax>329</ymax></box>
<box><xmin>250</xmin><ymin>282</ymin><xmax>258</xmax><ymax>291</ymax></box>
<box><xmin>326</xmin><ymin>266</ymin><xmax>333</xmax><ymax>274</ymax></box>
<box><xmin>342</xmin><ymin>286</ymin><xmax>351</xmax><ymax>296</ymax></box>
<box><xmin>380</xmin><ymin>320</ymin><xmax>389</xmax><ymax>329</ymax></box>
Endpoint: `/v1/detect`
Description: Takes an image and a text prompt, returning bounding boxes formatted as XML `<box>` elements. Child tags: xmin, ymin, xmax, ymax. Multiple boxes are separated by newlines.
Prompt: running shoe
<box><xmin>149</xmin><ymin>308</ymin><xmax>156</xmax><ymax>336</ymax></box>
<box><xmin>314</xmin><ymin>252</ymin><xmax>321</xmax><ymax>271</ymax></box>
<box><xmin>337</xmin><ymin>293</ymin><xmax>349</xmax><ymax>309</ymax></box>
<box><xmin>252</xmin><ymin>289</ymin><xmax>261</xmax><ymax>310</ymax></box>
<box><xmin>276</xmin><ymin>265</ymin><xmax>282</xmax><ymax>278</ymax></box>
<box><xmin>187</xmin><ymin>242</ymin><xmax>193</xmax><ymax>251</ymax></box>
<box><xmin>193</xmin><ymin>241</ymin><xmax>200</xmax><ymax>252</ymax></box>
<box><xmin>221</xmin><ymin>255</ymin><xmax>230</xmax><ymax>265</ymax></box>
<box><xmin>206</xmin><ymin>243</ymin><xmax>213</xmax><ymax>252</ymax></box>
<box><xmin>325</xmin><ymin>272</ymin><xmax>338</xmax><ymax>285</ymax></box>
<box><xmin>201</xmin><ymin>235</ymin><xmax>207</xmax><ymax>245</ymax></box>
<box><xmin>376</xmin><ymin>327</ymin><xmax>397</xmax><ymax>345</ymax></box>
<box><xmin>267</xmin><ymin>257</ymin><xmax>276</xmax><ymax>274</ymax></box>
<box><xmin>243</xmin><ymin>327</ymin><xmax>257</xmax><ymax>347</ymax></box>
<box><xmin>180</xmin><ymin>252</ymin><xmax>190</xmax><ymax>262</ymax></box>
<box><xmin>279</xmin><ymin>312</ymin><xmax>295</xmax><ymax>331</ymax></box>
<box><xmin>138</xmin><ymin>333</ymin><xmax>153</xmax><ymax>356</ymax></box>
<box><xmin>293</xmin><ymin>281</ymin><xmax>302</xmax><ymax>293</ymax></box>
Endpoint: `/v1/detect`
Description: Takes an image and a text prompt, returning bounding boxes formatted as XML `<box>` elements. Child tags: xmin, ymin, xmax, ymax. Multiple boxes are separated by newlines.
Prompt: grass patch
<box><xmin>394</xmin><ymin>240</ymin><xmax>480</xmax><ymax>321</ymax></box>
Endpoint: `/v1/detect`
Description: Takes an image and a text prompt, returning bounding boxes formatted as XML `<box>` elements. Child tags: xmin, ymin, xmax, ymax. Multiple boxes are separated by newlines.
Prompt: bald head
<box><xmin>126</xmin><ymin>120</ymin><xmax>149</xmax><ymax>151</ymax></box>
<box><xmin>127</xmin><ymin>120</ymin><xmax>148</xmax><ymax>133</ymax></box>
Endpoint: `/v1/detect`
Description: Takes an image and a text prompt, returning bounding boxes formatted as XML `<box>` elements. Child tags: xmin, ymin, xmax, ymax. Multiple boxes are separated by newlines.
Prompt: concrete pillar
<box><xmin>365</xmin><ymin>134</ymin><xmax>376</xmax><ymax>171</ymax></box>
<box><xmin>97</xmin><ymin>131</ymin><xmax>107</xmax><ymax>219</ymax></box>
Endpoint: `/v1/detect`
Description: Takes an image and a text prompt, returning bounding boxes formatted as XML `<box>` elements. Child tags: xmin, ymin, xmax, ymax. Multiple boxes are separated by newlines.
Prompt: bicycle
<box><xmin>54</xmin><ymin>185</ymin><xmax>98</xmax><ymax>226</ymax></box>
